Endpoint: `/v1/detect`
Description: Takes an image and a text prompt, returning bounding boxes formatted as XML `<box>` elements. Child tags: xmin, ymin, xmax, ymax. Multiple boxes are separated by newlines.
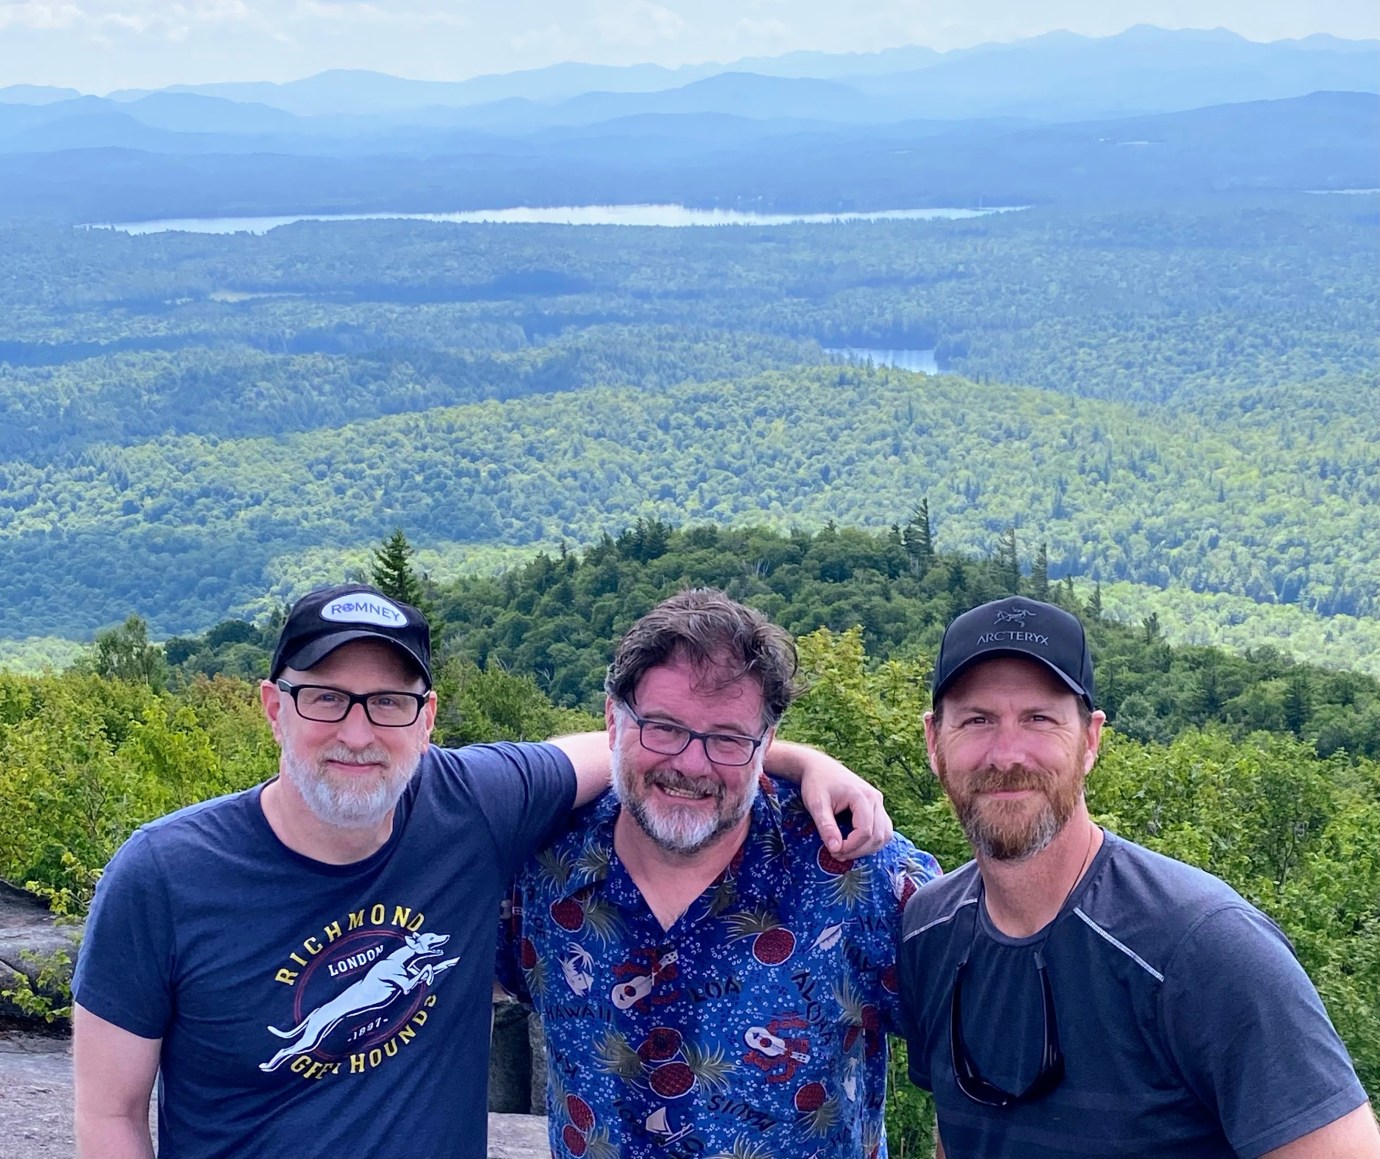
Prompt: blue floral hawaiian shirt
<box><xmin>498</xmin><ymin>775</ymin><xmax>941</xmax><ymax>1159</ymax></box>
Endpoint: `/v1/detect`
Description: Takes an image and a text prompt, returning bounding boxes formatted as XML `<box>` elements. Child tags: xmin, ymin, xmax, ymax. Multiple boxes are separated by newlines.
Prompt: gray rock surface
<box><xmin>0</xmin><ymin>881</ymin><xmax>80</xmax><ymax>1020</ymax></box>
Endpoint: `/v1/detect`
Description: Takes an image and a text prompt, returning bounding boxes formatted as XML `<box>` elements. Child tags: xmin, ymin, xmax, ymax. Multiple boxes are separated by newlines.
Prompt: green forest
<box><xmin>3</xmin><ymin>183</ymin><xmax>1377</xmax><ymax>1149</ymax></box>
<box><xmin>1</xmin><ymin>197</ymin><xmax>1377</xmax><ymax>672</ymax></box>
<box><xmin>3</xmin><ymin>530</ymin><xmax>1376</xmax><ymax>1150</ymax></box>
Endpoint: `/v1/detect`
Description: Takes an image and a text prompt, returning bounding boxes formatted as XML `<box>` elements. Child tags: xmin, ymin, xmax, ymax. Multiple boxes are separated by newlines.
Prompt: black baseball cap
<box><xmin>270</xmin><ymin>583</ymin><xmax>432</xmax><ymax>686</ymax></box>
<box><xmin>931</xmin><ymin>597</ymin><xmax>1094</xmax><ymax>710</ymax></box>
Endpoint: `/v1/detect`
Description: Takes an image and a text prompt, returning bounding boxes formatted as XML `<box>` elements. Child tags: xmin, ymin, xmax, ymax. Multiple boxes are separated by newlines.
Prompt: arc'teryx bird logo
<box><xmin>994</xmin><ymin>606</ymin><xmax>1036</xmax><ymax>626</ymax></box>
<box><xmin>261</xmin><ymin>930</ymin><xmax>457</xmax><ymax>1072</ymax></box>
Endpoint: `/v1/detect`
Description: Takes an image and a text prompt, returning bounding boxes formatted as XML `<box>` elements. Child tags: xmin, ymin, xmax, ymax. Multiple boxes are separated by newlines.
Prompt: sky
<box><xmin>2</xmin><ymin>0</ymin><xmax>1377</xmax><ymax>94</ymax></box>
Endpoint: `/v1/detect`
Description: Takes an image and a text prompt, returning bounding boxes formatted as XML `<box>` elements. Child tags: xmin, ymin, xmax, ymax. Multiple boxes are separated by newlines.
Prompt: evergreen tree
<box><xmin>371</xmin><ymin>528</ymin><xmax>427</xmax><ymax>610</ymax></box>
<box><xmin>902</xmin><ymin>500</ymin><xmax>936</xmax><ymax>576</ymax></box>
<box><xmin>1143</xmin><ymin>611</ymin><xmax>1162</xmax><ymax>645</ymax></box>
<box><xmin>1283</xmin><ymin>670</ymin><xmax>1313</xmax><ymax>737</ymax></box>
<box><xmin>997</xmin><ymin>527</ymin><xmax>1021</xmax><ymax>593</ymax></box>
<box><xmin>1031</xmin><ymin>542</ymin><xmax>1051</xmax><ymax>601</ymax></box>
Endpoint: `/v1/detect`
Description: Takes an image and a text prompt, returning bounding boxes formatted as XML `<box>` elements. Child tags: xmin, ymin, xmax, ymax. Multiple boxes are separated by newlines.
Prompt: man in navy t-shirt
<box><xmin>71</xmin><ymin>583</ymin><xmax>890</xmax><ymax>1159</ymax></box>
<box><xmin>898</xmin><ymin>596</ymin><xmax>1378</xmax><ymax>1159</ymax></box>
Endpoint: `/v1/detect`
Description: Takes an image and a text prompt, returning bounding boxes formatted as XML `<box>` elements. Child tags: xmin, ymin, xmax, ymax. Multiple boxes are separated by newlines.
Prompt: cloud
<box><xmin>593</xmin><ymin>0</ymin><xmax>686</xmax><ymax>48</ymax></box>
<box><xmin>0</xmin><ymin>2</ymin><xmax>82</xmax><ymax>31</ymax></box>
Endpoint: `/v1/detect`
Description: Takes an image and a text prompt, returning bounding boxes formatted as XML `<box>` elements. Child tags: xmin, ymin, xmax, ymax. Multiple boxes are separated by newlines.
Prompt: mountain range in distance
<box><xmin>0</xmin><ymin>26</ymin><xmax>1374</xmax><ymax>224</ymax></box>
<box><xmin>0</xmin><ymin>91</ymin><xmax>1373</xmax><ymax>224</ymax></box>
<box><xmin>2</xmin><ymin>25</ymin><xmax>1376</xmax><ymax>131</ymax></box>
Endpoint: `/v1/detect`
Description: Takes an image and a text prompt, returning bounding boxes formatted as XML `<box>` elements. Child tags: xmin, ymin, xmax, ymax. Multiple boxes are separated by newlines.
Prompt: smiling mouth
<box><xmin>325</xmin><ymin>759</ymin><xmax>384</xmax><ymax>773</ymax></box>
<box><xmin>653</xmin><ymin>781</ymin><xmax>716</xmax><ymax>802</ymax></box>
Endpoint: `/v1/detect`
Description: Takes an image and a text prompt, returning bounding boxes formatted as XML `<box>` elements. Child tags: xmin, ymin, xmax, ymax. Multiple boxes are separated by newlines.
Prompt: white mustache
<box><xmin>320</xmin><ymin>745</ymin><xmax>391</xmax><ymax>768</ymax></box>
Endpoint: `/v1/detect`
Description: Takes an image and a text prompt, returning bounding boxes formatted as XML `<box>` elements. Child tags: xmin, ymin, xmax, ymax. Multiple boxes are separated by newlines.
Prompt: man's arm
<box><xmin>73</xmin><ymin>1003</ymin><xmax>160</xmax><ymax>1159</ymax></box>
<box><xmin>545</xmin><ymin>732</ymin><xmax>892</xmax><ymax>856</ymax></box>
<box><xmin>546</xmin><ymin>730</ymin><xmax>615</xmax><ymax>807</ymax></box>
<box><xmin>1261</xmin><ymin>1104</ymin><xmax>1380</xmax><ymax>1159</ymax></box>
<box><xmin>763</xmin><ymin>738</ymin><xmax>891</xmax><ymax>857</ymax></box>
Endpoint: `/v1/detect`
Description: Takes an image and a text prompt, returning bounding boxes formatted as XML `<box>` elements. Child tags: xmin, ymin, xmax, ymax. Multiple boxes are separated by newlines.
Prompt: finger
<box><xmin>810</xmin><ymin>792</ymin><xmax>846</xmax><ymax>854</ymax></box>
<box><xmin>836</xmin><ymin>791</ymin><xmax>890</xmax><ymax>858</ymax></box>
<box><xmin>872</xmin><ymin>793</ymin><xmax>894</xmax><ymax>847</ymax></box>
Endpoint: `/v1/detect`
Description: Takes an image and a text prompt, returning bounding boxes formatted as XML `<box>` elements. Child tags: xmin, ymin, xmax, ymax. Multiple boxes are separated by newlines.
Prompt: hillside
<box><xmin>0</xmin><ymin>196</ymin><xmax>1374</xmax><ymax>659</ymax></box>
<box><xmin>0</xmin><ymin>92</ymin><xmax>1374</xmax><ymax>222</ymax></box>
<box><xmin>1</xmin><ymin>365</ymin><xmax>1375</xmax><ymax>640</ymax></box>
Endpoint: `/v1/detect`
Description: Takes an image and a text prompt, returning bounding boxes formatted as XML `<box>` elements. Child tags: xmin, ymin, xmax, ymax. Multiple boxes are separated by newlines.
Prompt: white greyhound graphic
<box><xmin>260</xmin><ymin>930</ymin><xmax>457</xmax><ymax>1072</ymax></box>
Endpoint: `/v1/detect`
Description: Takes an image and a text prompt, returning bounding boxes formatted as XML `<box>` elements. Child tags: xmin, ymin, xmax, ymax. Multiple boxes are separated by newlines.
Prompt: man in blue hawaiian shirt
<box><xmin>501</xmin><ymin>588</ymin><xmax>940</xmax><ymax>1159</ymax></box>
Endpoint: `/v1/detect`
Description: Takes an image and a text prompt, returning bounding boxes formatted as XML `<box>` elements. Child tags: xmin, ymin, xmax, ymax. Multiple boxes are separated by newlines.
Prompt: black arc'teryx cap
<box><xmin>931</xmin><ymin>596</ymin><xmax>1094</xmax><ymax>710</ymax></box>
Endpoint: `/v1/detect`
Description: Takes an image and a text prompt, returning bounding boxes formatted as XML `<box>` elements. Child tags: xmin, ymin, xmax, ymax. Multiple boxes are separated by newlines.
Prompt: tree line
<box><xmin>149</xmin><ymin>523</ymin><xmax>1380</xmax><ymax>761</ymax></box>
<box><xmin>3</xmin><ymin>543</ymin><xmax>1375</xmax><ymax>1144</ymax></box>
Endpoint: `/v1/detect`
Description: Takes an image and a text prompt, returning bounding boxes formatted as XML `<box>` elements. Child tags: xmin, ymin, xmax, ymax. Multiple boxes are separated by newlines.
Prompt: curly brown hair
<box><xmin>605</xmin><ymin>588</ymin><xmax>799</xmax><ymax>728</ymax></box>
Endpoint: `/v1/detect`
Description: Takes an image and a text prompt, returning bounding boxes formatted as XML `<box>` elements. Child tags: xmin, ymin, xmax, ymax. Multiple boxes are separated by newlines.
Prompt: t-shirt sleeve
<box><xmin>1160</xmin><ymin>904</ymin><xmax>1369</xmax><ymax>1159</ymax></box>
<box><xmin>70</xmin><ymin>829</ymin><xmax>175</xmax><ymax>1040</ymax></box>
<box><xmin>452</xmin><ymin>741</ymin><xmax>577</xmax><ymax>882</ymax></box>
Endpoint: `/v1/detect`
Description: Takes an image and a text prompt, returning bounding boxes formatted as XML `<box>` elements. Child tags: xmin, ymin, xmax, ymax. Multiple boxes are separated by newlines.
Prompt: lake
<box><xmin>824</xmin><ymin>347</ymin><xmax>939</xmax><ymax>375</ymax></box>
<box><xmin>88</xmin><ymin>204</ymin><xmax>1026</xmax><ymax>235</ymax></box>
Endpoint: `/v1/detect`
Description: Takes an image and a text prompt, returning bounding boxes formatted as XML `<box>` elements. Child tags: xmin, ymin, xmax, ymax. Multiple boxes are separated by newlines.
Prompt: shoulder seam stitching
<box><xmin>1073</xmin><ymin>906</ymin><xmax>1165</xmax><ymax>980</ymax></box>
<box><xmin>903</xmin><ymin>895</ymin><xmax>978</xmax><ymax>941</ymax></box>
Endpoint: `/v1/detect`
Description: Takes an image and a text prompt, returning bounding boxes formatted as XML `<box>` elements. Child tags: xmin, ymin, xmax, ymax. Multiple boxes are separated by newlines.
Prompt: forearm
<box><xmin>761</xmin><ymin>737</ymin><xmax>825</xmax><ymax>782</ymax></box>
<box><xmin>764</xmin><ymin>739</ymin><xmax>892</xmax><ymax>856</ymax></box>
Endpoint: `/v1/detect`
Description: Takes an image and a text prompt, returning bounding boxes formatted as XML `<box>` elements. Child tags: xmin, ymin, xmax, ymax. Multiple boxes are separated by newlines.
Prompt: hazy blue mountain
<box><xmin>112</xmin><ymin>62</ymin><xmax>721</xmax><ymax>115</ymax></box>
<box><xmin>486</xmin><ymin>73</ymin><xmax>892</xmax><ymax>129</ymax></box>
<box><xmin>92</xmin><ymin>27</ymin><xmax>1380</xmax><ymax>124</ymax></box>
<box><xmin>0</xmin><ymin>84</ymin><xmax>84</xmax><ymax>105</ymax></box>
<box><xmin>845</xmin><ymin>25</ymin><xmax>1380</xmax><ymax>119</ymax></box>
<box><xmin>0</xmin><ymin>91</ymin><xmax>1370</xmax><ymax>222</ymax></box>
<box><xmin>0</xmin><ymin>112</ymin><xmax>195</xmax><ymax>154</ymax></box>
<box><xmin>0</xmin><ymin>96</ymin><xmax>112</xmax><ymax>133</ymax></box>
<box><xmin>722</xmin><ymin>45</ymin><xmax>946</xmax><ymax>79</ymax></box>
<box><xmin>118</xmin><ymin>93</ymin><xmax>304</xmax><ymax>134</ymax></box>
<box><xmin>0</xmin><ymin>93</ymin><xmax>301</xmax><ymax>147</ymax></box>
<box><xmin>1286</xmin><ymin>32</ymin><xmax>1380</xmax><ymax>52</ymax></box>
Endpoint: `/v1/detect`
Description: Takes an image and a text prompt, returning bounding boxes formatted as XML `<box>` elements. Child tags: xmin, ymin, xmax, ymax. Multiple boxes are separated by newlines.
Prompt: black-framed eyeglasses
<box><xmin>276</xmin><ymin>680</ymin><xmax>429</xmax><ymax>728</ymax></box>
<box><xmin>621</xmin><ymin>704</ymin><xmax>766</xmax><ymax>767</ymax></box>
<box><xmin>950</xmin><ymin>917</ymin><xmax>1065</xmax><ymax>1107</ymax></box>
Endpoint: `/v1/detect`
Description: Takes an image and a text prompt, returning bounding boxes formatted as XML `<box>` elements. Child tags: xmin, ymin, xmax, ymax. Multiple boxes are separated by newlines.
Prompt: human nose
<box><xmin>984</xmin><ymin>720</ymin><xmax>1034</xmax><ymax>768</ymax></box>
<box><xmin>336</xmin><ymin>700</ymin><xmax>378</xmax><ymax>745</ymax></box>
<box><xmin>668</xmin><ymin>734</ymin><xmax>716</xmax><ymax>775</ymax></box>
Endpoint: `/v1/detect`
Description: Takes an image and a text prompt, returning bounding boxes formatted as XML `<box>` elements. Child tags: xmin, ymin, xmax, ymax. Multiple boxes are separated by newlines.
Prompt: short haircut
<box><xmin>605</xmin><ymin>588</ymin><xmax>799</xmax><ymax>728</ymax></box>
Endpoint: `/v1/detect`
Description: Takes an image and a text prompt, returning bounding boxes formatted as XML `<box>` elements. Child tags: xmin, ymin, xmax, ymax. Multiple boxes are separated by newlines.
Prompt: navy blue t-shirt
<box><xmin>898</xmin><ymin>831</ymin><xmax>1367</xmax><ymax>1159</ymax></box>
<box><xmin>73</xmin><ymin>741</ymin><xmax>575</xmax><ymax>1159</ymax></box>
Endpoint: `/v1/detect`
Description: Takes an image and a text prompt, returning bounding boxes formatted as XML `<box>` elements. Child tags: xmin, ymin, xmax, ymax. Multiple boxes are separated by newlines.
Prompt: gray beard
<box><xmin>281</xmin><ymin>742</ymin><xmax>418</xmax><ymax>830</ymax></box>
<box><xmin>962</xmin><ymin>803</ymin><xmax>1061</xmax><ymax>863</ymax></box>
<box><xmin>611</xmin><ymin>741</ymin><xmax>757</xmax><ymax>857</ymax></box>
